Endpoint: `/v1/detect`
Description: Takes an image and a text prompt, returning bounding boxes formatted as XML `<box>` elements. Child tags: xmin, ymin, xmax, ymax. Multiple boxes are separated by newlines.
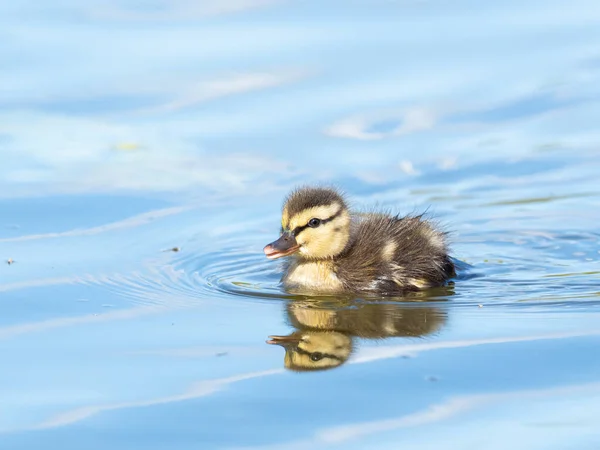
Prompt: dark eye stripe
<box><xmin>291</xmin><ymin>209</ymin><xmax>343</xmax><ymax>237</ymax></box>
<box><xmin>294</xmin><ymin>346</ymin><xmax>344</xmax><ymax>361</ymax></box>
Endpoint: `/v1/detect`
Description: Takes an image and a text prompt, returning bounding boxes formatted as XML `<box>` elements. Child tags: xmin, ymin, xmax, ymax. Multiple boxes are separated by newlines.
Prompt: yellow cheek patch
<box><xmin>295</xmin><ymin>213</ymin><xmax>350</xmax><ymax>259</ymax></box>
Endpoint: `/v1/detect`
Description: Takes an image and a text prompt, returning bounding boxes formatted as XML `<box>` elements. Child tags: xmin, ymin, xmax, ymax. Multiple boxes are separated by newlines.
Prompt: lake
<box><xmin>1</xmin><ymin>1</ymin><xmax>600</xmax><ymax>449</ymax></box>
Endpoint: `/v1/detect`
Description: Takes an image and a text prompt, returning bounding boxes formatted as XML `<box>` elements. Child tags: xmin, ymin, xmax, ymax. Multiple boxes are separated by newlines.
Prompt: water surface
<box><xmin>2</xmin><ymin>1</ymin><xmax>600</xmax><ymax>449</ymax></box>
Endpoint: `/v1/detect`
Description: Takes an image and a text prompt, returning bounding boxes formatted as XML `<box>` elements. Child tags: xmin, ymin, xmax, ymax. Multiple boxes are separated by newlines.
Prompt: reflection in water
<box><xmin>268</xmin><ymin>299</ymin><xmax>447</xmax><ymax>371</ymax></box>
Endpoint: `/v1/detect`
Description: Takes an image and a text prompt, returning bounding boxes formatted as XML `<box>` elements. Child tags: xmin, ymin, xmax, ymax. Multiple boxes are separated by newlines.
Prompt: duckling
<box><xmin>268</xmin><ymin>300</ymin><xmax>447</xmax><ymax>371</ymax></box>
<box><xmin>263</xmin><ymin>186</ymin><xmax>455</xmax><ymax>294</ymax></box>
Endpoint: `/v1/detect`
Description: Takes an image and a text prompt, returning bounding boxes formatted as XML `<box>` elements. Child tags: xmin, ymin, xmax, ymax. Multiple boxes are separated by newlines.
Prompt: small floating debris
<box><xmin>216</xmin><ymin>352</ymin><xmax>228</xmax><ymax>357</ymax></box>
<box><xmin>162</xmin><ymin>247</ymin><xmax>181</xmax><ymax>253</ymax></box>
<box><xmin>425</xmin><ymin>375</ymin><xmax>440</xmax><ymax>382</ymax></box>
<box><xmin>7</xmin><ymin>258</ymin><xmax>14</xmax><ymax>265</ymax></box>
<box><xmin>478</xmin><ymin>304</ymin><xmax>483</xmax><ymax>308</ymax></box>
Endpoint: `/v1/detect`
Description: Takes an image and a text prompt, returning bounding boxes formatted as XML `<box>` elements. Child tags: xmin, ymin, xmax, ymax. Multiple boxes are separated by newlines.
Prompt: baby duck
<box><xmin>263</xmin><ymin>186</ymin><xmax>455</xmax><ymax>294</ymax></box>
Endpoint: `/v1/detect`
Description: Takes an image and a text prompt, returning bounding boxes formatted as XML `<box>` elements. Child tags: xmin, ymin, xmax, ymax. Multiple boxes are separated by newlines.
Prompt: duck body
<box><xmin>264</xmin><ymin>187</ymin><xmax>455</xmax><ymax>295</ymax></box>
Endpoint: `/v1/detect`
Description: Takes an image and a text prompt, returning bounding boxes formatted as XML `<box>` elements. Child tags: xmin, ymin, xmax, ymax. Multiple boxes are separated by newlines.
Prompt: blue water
<box><xmin>2</xmin><ymin>1</ymin><xmax>600</xmax><ymax>449</ymax></box>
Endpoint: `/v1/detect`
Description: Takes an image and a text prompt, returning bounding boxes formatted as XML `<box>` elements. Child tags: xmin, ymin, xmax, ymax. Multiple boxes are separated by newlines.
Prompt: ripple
<box><xmin>92</xmin><ymin>236</ymin><xmax>305</xmax><ymax>306</ymax></box>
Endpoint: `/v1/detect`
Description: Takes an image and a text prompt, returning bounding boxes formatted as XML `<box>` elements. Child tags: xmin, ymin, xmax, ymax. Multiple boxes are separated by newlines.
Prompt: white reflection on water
<box><xmin>324</xmin><ymin>107</ymin><xmax>438</xmax><ymax>141</ymax></box>
<box><xmin>148</xmin><ymin>70</ymin><xmax>310</xmax><ymax>113</ymax></box>
<box><xmin>351</xmin><ymin>327</ymin><xmax>600</xmax><ymax>363</ymax></box>
<box><xmin>0</xmin><ymin>206</ymin><xmax>191</xmax><ymax>243</ymax></box>
<box><xmin>0</xmin><ymin>306</ymin><xmax>164</xmax><ymax>339</ymax></box>
<box><xmin>87</xmin><ymin>0</ymin><xmax>284</xmax><ymax>21</ymax></box>
<box><xmin>31</xmin><ymin>369</ymin><xmax>284</xmax><ymax>431</ymax></box>
<box><xmin>233</xmin><ymin>382</ymin><xmax>600</xmax><ymax>450</ymax></box>
<box><xmin>3</xmin><ymin>327</ymin><xmax>597</xmax><ymax>432</ymax></box>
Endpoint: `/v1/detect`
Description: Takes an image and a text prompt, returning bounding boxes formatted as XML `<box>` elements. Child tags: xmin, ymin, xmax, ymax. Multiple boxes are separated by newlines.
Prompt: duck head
<box><xmin>264</xmin><ymin>187</ymin><xmax>351</xmax><ymax>260</ymax></box>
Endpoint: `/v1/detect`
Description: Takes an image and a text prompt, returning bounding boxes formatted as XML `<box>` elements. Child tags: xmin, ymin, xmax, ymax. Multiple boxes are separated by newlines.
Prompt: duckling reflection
<box><xmin>268</xmin><ymin>300</ymin><xmax>447</xmax><ymax>371</ymax></box>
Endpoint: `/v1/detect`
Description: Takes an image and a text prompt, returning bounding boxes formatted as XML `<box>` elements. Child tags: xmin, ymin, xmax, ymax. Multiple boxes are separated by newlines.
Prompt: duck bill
<box><xmin>263</xmin><ymin>233</ymin><xmax>300</xmax><ymax>259</ymax></box>
<box><xmin>266</xmin><ymin>335</ymin><xmax>301</xmax><ymax>347</ymax></box>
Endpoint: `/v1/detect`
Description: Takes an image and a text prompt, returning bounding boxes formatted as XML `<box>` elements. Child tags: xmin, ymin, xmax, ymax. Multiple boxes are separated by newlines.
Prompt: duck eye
<box><xmin>310</xmin><ymin>352</ymin><xmax>324</xmax><ymax>362</ymax></box>
<box><xmin>308</xmin><ymin>218</ymin><xmax>321</xmax><ymax>228</ymax></box>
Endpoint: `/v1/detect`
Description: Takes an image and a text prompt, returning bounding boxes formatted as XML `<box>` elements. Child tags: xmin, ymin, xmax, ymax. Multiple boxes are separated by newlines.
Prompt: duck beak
<box><xmin>266</xmin><ymin>335</ymin><xmax>301</xmax><ymax>347</ymax></box>
<box><xmin>263</xmin><ymin>233</ymin><xmax>300</xmax><ymax>259</ymax></box>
